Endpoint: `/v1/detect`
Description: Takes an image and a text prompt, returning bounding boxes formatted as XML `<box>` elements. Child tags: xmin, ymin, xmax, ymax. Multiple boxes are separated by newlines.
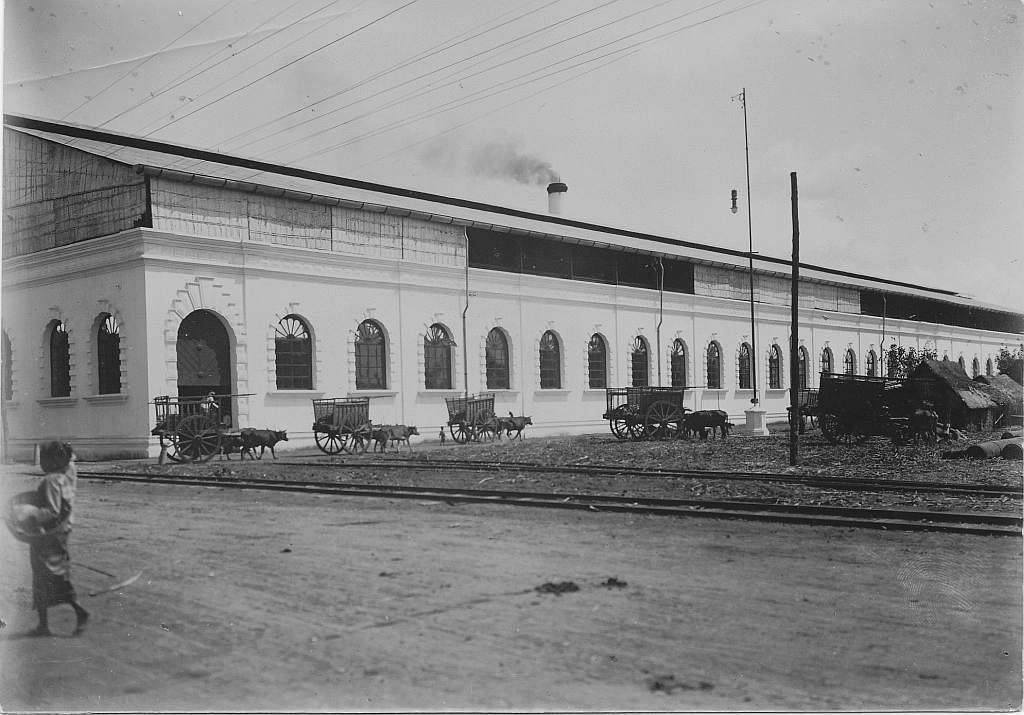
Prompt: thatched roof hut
<box><xmin>973</xmin><ymin>374</ymin><xmax>1024</xmax><ymax>427</ymax></box>
<box><xmin>912</xmin><ymin>359</ymin><xmax>1001</xmax><ymax>430</ymax></box>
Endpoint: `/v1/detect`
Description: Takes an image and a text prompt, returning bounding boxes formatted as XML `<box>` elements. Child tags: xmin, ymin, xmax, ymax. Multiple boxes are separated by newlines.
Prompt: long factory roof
<box><xmin>4</xmin><ymin>113</ymin><xmax>1019</xmax><ymax>317</ymax></box>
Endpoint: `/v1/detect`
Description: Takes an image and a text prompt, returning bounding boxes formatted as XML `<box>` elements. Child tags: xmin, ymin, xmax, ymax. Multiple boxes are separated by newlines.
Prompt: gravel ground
<box><xmin>73</xmin><ymin>426</ymin><xmax>1024</xmax><ymax>516</ymax></box>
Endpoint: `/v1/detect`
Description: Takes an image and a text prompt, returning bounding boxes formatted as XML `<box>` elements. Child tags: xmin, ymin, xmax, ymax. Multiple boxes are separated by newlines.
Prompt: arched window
<box><xmin>587</xmin><ymin>334</ymin><xmax>607</xmax><ymax>389</ymax></box>
<box><xmin>972</xmin><ymin>357</ymin><xmax>980</xmax><ymax>378</ymax></box>
<box><xmin>957</xmin><ymin>356</ymin><xmax>966</xmax><ymax>374</ymax></box>
<box><xmin>631</xmin><ymin>336</ymin><xmax>649</xmax><ymax>387</ymax></box>
<box><xmin>768</xmin><ymin>345</ymin><xmax>782</xmax><ymax>389</ymax></box>
<box><xmin>986</xmin><ymin>358</ymin><xmax>994</xmax><ymax>377</ymax></box>
<box><xmin>707</xmin><ymin>342</ymin><xmax>722</xmax><ymax>389</ymax></box>
<box><xmin>485</xmin><ymin>328</ymin><xmax>510</xmax><ymax>390</ymax></box>
<box><xmin>798</xmin><ymin>346</ymin><xmax>809</xmax><ymax>389</ymax></box>
<box><xmin>821</xmin><ymin>347</ymin><xmax>833</xmax><ymax>375</ymax></box>
<box><xmin>539</xmin><ymin>331</ymin><xmax>561</xmax><ymax>389</ymax></box>
<box><xmin>2</xmin><ymin>330</ymin><xmax>12</xmax><ymax>401</ymax></box>
<box><xmin>670</xmin><ymin>339</ymin><xmax>687</xmax><ymax>388</ymax></box>
<box><xmin>865</xmin><ymin>350</ymin><xmax>877</xmax><ymax>377</ymax></box>
<box><xmin>49</xmin><ymin>321</ymin><xmax>71</xmax><ymax>397</ymax></box>
<box><xmin>275</xmin><ymin>315</ymin><xmax>312</xmax><ymax>390</ymax></box>
<box><xmin>355</xmin><ymin>320</ymin><xmax>386</xmax><ymax>390</ymax></box>
<box><xmin>843</xmin><ymin>349</ymin><xmax>856</xmax><ymax>375</ymax></box>
<box><xmin>738</xmin><ymin>343</ymin><xmax>752</xmax><ymax>390</ymax></box>
<box><xmin>97</xmin><ymin>314</ymin><xmax>121</xmax><ymax>394</ymax></box>
<box><xmin>424</xmin><ymin>324</ymin><xmax>454</xmax><ymax>390</ymax></box>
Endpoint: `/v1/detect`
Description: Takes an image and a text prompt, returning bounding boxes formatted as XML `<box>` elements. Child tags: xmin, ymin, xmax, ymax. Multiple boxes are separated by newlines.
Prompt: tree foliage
<box><xmin>997</xmin><ymin>344</ymin><xmax>1024</xmax><ymax>384</ymax></box>
<box><xmin>884</xmin><ymin>344</ymin><xmax>936</xmax><ymax>380</ymax></box>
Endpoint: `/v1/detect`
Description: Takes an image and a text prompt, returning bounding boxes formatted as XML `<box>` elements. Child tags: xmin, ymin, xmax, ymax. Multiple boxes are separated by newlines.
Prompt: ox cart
<box><xmin>603</xmin><ymin>386</ymin><xmax>688</xmax><ymax>441</ymax></box>
<box><xmin>787</xmin><ymin>388</ymin><xmax>820</xmax><ymax>433</ymax></box>
<box><xmin>816</xmin><ymin>372</ymin><xmax>936</xmax><ymax>445</ymax></box>
<box><xmin>312</xmin><ymin>397</ymin><xmax>372</xmax><ymax>454</ymax></box>
<box><xmin>445</xmin><ymin>392</ymin><xmax>496</xmax><ymax>443</ymax></box>
<box><xmin>151</xmin><ymin>393</ymin><xmax>252</xmax><ymax>462</ymax></box>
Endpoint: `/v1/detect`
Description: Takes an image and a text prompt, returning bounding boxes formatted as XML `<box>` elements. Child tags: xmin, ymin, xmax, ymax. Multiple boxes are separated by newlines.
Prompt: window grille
<box><xmin>798</xmin><ymin>347</ymin><xmax>808</xmax><ymax>389</ymax></box>
<box><xmin>97</xmin><ymin>314</ymin><xmax>121</xmax><ymax>394</ymax></box>
<box><xmin>587</xmin><ymin>334</ymin><xmax>607</xmax><ymax>389</ymax></box>
<box><xmin>821</xmin><ymin>348</ymin><xmax>833</xmax><ymax>374</ymax></box>
<box><xmin>1</xmin><ymin>330</ymin><xmax>11</xmax><ymax>400</ymax></box>
<box><xmin>866</xmin><ymin>350</ymin><xmax>877</xmax><ymax>377</ymax></box>
<box><xmin>355</xmin><ymin>320</ymin><xmax>386</xmax><ymax>390</ymax></box>
<box><xmin>50</xmin><ymin>321</ymin><xmax>71</xmax><ymax>397</ymax></box>
<box><xmin>986</xmin><ymin>358</ymin><xmax>993</xmax><ymax>377</ymax></box>
<box><xmin>738</xmin><ymin>343</ymin><xmax>752</xmax><ymax>390</ymax></box>
<box><xmin>539</xmin><ymin>331</ymin><xmax>561</xmax><ymax>389</ymax></box>
<box><xmin>670</xmin><ymin>339</ymin><xmax>687</xmax><ymax>388</ymax></box>
<box><xmin>844</xmin><ymin>349</ymin><xmax>856</xmax><ymax>374</ymax></box>
<box><xmin>485</xmin><ymin>328</ymin><xmax>510</xmax><ymax>389</ymax></box>
<box><xmin>631</xmin><ymin>336</ymin><xmax>648</xmax><ymax>387</ymax></box>
<box><xmin>972</xmin><ymin>357</ymin><xmax>980</xmax><ymax>378</ymax></box>
<box><xmin>707</xmin><ymin>342</ymin><xmax>721</xmax><ymax>389</ymax></box>
<box><xmin>768</xmin><ymin>345</ymin><xmax>782</xmax><ymax>389</ymax></box>
<box><xmin>424</xmin><ymin>324</ymin><xmax>454</xmax><ymax>390</ymax></box>
<box><xmin>275</xmin><ymin>315</ymin><xmax>312</xmax><ymax>390</ymax></box>
<box><xmin>958</xmin><ymin>356</ymin><xmax>966</xmax><ymax>374</ymax></box>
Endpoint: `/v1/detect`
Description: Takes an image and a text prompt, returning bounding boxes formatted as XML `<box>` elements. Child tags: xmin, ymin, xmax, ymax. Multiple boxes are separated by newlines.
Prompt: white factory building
<box><xmin>2</xmin><ymin>115</ymin><xmax>1021</xmax><ymax>459</ymax></box>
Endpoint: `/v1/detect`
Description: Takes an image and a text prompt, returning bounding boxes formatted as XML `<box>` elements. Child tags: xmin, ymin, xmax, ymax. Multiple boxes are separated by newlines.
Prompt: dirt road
<box><xmin>1</xmin><ymin>473</ymin><xmax>1020</xmax><ymax>711</ymax></box>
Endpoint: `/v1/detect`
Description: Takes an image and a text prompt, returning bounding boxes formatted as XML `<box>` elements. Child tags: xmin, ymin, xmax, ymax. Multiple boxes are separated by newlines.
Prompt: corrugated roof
<box><xmin>4</xmin><ymin>114</ymin><xmax>1019</xmax><ymax>315</ymax></box>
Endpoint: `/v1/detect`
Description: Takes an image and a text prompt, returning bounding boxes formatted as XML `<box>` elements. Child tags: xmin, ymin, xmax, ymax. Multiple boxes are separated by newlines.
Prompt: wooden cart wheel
<box><xmin>449</xmin><ymin>423</ymin><xmax>469</xmax><ymax>444</ymax></box>
<box><xmin>820</xmin><ymin>413</ymin><xmax>868</xmax><ymax>446</ymax></box>
<box><xmin>159</xmin><ymin>431</ymin><xmax>183</xmax><ymax>463</ymax></box>
<box><xmin>627</xmin><ymin>418</ymin><xmax>647</xmax><ymax>442</ymax></box>
<box><xmin>643</xmin><ymin>400</ymin><xmax>683</xmax><ymax>441</ymax></box>
<box><xmin>609</xmin><ymin>419</ymin><xmax>631</xmax><ymax>440</ymax></box>
<box><xmin>315</xmin><ymin>429</ymin><xmax>345</xmax><ymax>455</ymax></box>
<box><xmin>477</xmin><ymin>420</ymin><xmax>497</xmax><ymax>442</ymax></box>
<box><xmin>175</xmin><ymin>414</ymin><xmax>222</xmax><ymax>462</ymax></box>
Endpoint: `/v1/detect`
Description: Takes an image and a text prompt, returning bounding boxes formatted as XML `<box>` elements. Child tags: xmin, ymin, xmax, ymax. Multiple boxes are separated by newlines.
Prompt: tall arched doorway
<box><xmin>177</xmin><ymin>309</ymin><xmax>233</xmax><ymax>422</ymax></box>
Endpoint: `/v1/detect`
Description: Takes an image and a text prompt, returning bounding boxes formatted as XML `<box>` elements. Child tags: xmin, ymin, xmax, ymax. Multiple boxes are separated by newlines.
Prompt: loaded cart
<box><xmin>603</xmin><ymin>386</ymin><xmax>688</xmax><ymax>441</ymax></box>
<box><xmin>816</xmin><ymin>372</ymin><xmax>934</xmax><ymax>445</ymax></box>
<box><xmin>151</xmin><ymin>393</ymin><xmax>252</xmax><ymax>463</ymax></box>
<box><xmin>312</xmin><ymin>397</ymin><xmax>372</xmax><ymax>454</ymax></box>
<box><xmin>445</xmin><ymin>392</ymin><xmax>496</xmax><ymax>443</ymax></box>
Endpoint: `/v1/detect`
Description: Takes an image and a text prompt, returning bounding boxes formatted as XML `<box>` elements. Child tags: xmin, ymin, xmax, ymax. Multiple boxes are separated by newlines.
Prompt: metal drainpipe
<box><xmin>656</xmin><ymin>258</ymin><xmax>664</xmax><ymax>386</ymax></box>
<box><xmin>462</xmin><ymin>232</ymin><xmax>470</xmax><ymax>398</ymax></box>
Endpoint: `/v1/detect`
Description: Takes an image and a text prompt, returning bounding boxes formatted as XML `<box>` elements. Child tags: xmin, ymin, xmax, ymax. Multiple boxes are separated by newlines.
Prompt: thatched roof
<box><xmin>974</xmin><ymin>374</ymin><xmax>1024</xmax><ymax>412</ymax></box>
<box><xmin>913</xmin><ymin>359</ymin><xmax>997</xmax><ymax>410</ymax></box>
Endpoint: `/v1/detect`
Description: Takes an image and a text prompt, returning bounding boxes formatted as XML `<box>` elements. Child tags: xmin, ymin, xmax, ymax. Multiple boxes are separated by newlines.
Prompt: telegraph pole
<box><xmin>735</xmin><ymin>88</ymin><xmax>758</xmax><ymax>404</ymax></box>
<box><xmin>789</xmin><ymin>171</ymin><xmax>800</xmax><ymax>466</ymax></box>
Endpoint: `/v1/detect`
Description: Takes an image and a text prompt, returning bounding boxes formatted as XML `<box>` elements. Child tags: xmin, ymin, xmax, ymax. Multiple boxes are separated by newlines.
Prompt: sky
<box><xmin>3</xmin><ymin>0</ymin><xmax>1022</xmax><ymax>311</ymax></box>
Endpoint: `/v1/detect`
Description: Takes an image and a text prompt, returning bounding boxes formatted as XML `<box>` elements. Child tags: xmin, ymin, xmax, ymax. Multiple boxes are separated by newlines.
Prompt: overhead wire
<box><xmin>137</xmin><ymin>0</ymin><xmax>420</xmax><ymax>138</ymax></box>
<box><xmin>267</xmin><ymin>0</ymin><xmax>747</xmax><ymax>164</ymax></box>
<box><xmin>206</xmin><ymin>0</ymin><xmax>566</xmax><ymax>154</ymax></box>
<box><xmin>95</xmin><ymin>0</ymin><xmax>347</xmax><ymax>129</ymax></box>
<box><xmin>59</xmin><ymin>0</ymin><xmax>238</xmax><ymax>121</ymax></box>
<box><xmin>222</xmin><ymin>0</ymin><xmax>632</xmax><ymax>156</ymax></box>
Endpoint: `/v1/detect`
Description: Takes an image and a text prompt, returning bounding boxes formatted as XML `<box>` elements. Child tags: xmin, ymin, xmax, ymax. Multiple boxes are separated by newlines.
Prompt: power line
<box><xmin>96</xmin><ymin>0</ymin><xmax>346</xmax><ymax>129</ymax></box>
<box><xmin>208</xmin><ymin>0</ymin><xmax>565</xmax><ymax>154</ymax></box>
<box><xmin>226</xmin><ymin>0</ymin><xmax>631</xmax><ymax>156</ymax></box>
<box><xmin>138</xmin><ymin>0</ymin><xmax>420</xmax><ymax>138</ymax></box>
<box><xmin>271</xmin><ymin>0</ymin><xmax>750</xmax><ymax>164</ymax></box>
<box><xmin>60</xmin><ymin>0</ymin><xmax>238</xmax><ymax>121</ymax></box>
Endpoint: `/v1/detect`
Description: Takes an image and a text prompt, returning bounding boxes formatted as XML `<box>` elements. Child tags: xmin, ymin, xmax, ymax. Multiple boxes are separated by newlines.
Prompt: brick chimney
<box><xmin>547</xmin><ymin>181</ymin><xmax>568</xmax><ymax>215</ymax></box>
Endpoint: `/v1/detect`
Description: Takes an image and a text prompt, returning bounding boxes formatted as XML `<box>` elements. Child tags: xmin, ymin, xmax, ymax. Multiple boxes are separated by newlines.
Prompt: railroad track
<box><xmin>247</xmin><ymin>457</ymin><xmax>1022</xmax><ymax>499</ymax></box>
<box><xmin>77</xmin><ymin>470</ymin><xmax>1022</xmax><ymax>537</ymax></box>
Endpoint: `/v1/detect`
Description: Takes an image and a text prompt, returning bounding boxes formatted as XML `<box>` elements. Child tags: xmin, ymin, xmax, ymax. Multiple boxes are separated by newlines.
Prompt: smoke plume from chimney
<box><xmin>466</xmin><ymin>136</ymin><xmax>558</xmax><ymax>186</ymax></box>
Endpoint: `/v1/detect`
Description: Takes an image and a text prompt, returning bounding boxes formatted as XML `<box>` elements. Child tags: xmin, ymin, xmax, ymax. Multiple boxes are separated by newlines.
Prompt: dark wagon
<box><xmin>445</xmin><ymin>393</ymin><xmax>497</xmax><ymax>443</ymax></box>
<box><xmin>151</xmin><ymin>393</ymin><xmax>249</xmax><ymax>462</ymax></box>
<box><xmin>816</xmin><ymin>372</ymin><xmax>934</xmax><ymax>445</ymax></box>
<box><xmin>312</xmin><ymin>397</ymin><xmax>372</xmax><ymax>454</ymax></box>
<box><xmin>603</xmin><ymin>386</ymin><xmax>688</xmax><ymax>441</ymax></box>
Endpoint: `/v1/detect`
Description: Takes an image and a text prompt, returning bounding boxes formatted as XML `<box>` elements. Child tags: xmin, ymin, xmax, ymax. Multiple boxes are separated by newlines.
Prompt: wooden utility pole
<box><xmin>789</xmin><ymin>171</ymin><xmax>800</xmax><ymax>466</ymax></box>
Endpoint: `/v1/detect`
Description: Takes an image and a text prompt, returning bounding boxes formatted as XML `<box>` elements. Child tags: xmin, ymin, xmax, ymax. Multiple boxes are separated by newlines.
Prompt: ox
<box><xmin>683</xmin><ymin>410</ymin><xmax>731</xmax><ymax>440</ymax></box>
<box><xmin>218</xmin><ymin>433</ymin><xmax>245</xmax><ymax>460</ymax></box>
<box><xmin>370</xmin><ymin>425</ymin><xmax>419</xmax><ymax>453</ymax></box>
<box><xmin>505</xmin><ymin>413</ymin><xmax>533</xmax><ymax>441</ymax></box>
<box><xmin>909</xmin><ymin>409</ymin><xmax>938</xmax><ymax>445</ymax></box>
<box><xmin>240</xmin><ymin>428</ymin><xmax>288</xmax><ymax>459</ymax></box>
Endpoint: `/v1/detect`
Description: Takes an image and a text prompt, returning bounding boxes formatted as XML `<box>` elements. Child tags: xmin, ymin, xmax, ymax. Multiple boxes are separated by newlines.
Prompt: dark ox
<box><xmin>505</xmin><ymin>413</ymin><xmax>533</xmax><ymax>441</ymax></box>
<box><xmin>683</xmin><ymin>410</ymin><xmax>731</xmax><ymax>440</ymax></box>
<box><xmin>240</xmin><ymin>428</ymin><xmax>288</xmax><ymax>459</ymax></box>
<box><xmin>908</xmin><ymin>409</ymin><xmax>938</xmax><ymax>445</ymax></box>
